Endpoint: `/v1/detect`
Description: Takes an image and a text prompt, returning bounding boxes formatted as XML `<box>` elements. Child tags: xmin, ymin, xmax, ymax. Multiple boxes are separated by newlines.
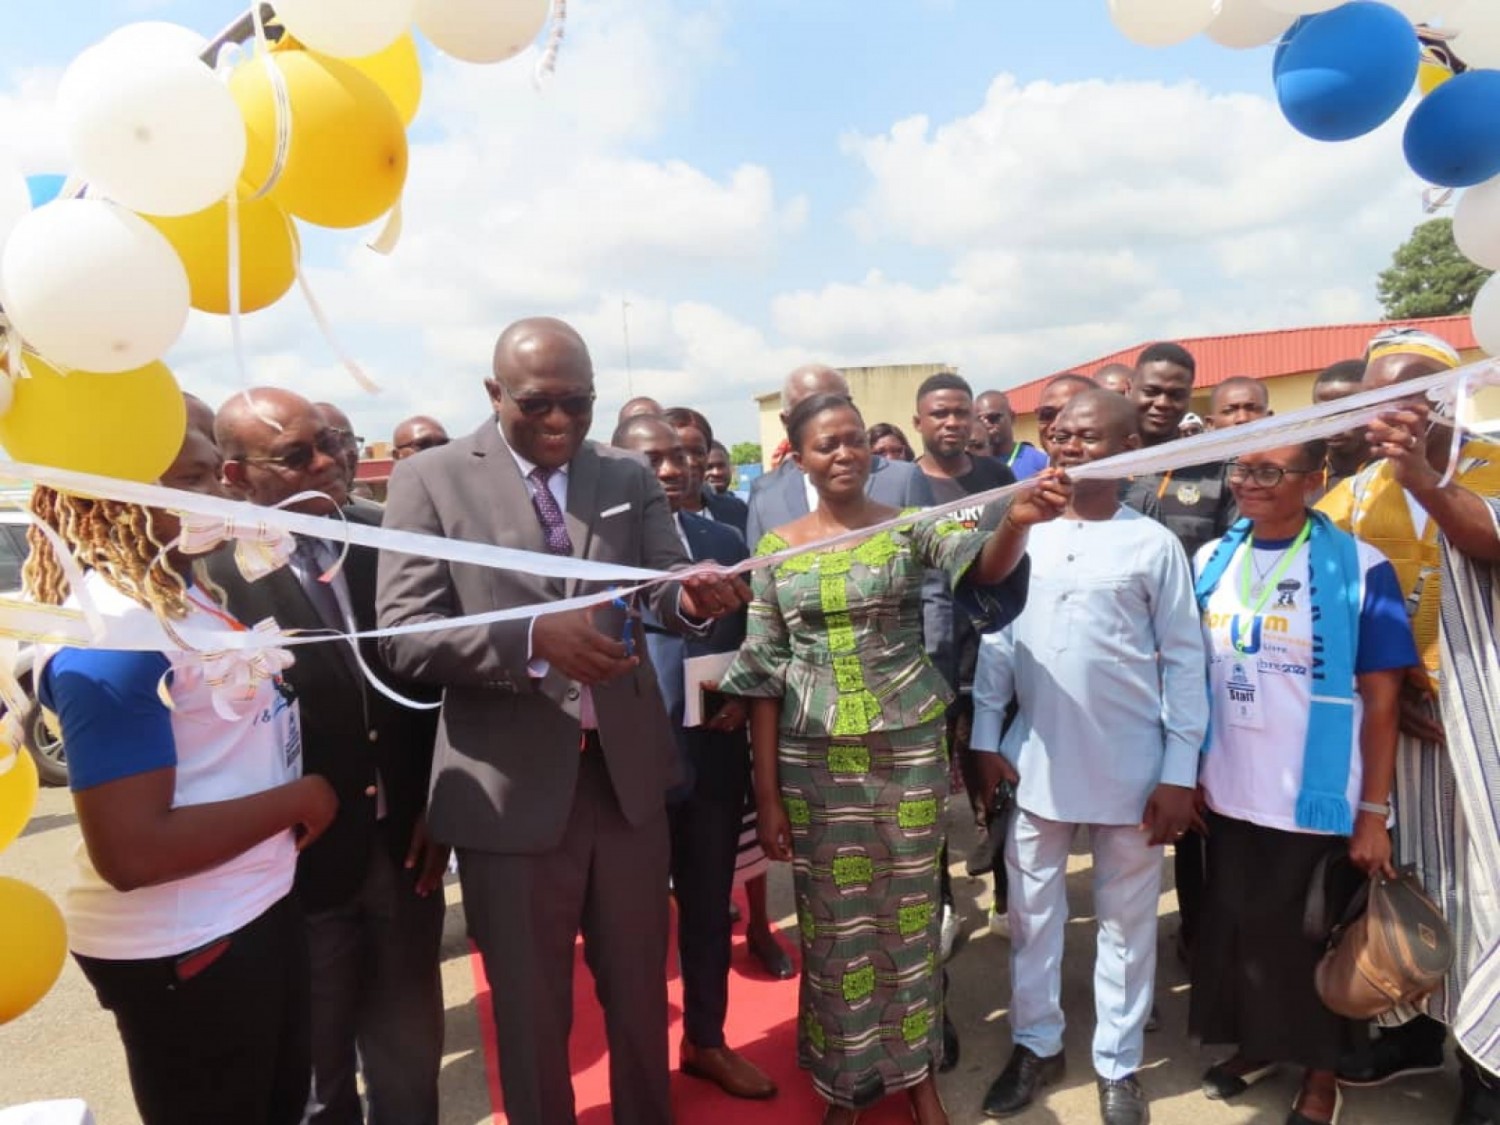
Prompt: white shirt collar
<box><xmin>496</xmin><ymin>420</ymin><xmax>569</xmax><ymax>482</ymax></box>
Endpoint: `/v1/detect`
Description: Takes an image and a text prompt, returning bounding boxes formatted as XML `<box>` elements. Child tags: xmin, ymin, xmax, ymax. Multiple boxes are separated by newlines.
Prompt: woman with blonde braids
<box><xmin>28</xmin><ymin>483</ymin><xmax>338</xmax><ymax>1125</ymax></box>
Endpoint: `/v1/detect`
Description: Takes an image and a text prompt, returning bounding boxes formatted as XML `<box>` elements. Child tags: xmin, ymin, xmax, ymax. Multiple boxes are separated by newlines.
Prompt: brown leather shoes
<box><xmin>680</xmin><ymin>1041</ymin><xmax>778</xmax><ymax>1100</ymax></box>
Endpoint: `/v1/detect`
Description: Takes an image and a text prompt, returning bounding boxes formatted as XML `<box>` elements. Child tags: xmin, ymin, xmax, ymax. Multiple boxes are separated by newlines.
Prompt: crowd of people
<box><xmin>22</xmin><ymin>317</ymin><xmax>1500</xmax><ymax>1125</ymax></box>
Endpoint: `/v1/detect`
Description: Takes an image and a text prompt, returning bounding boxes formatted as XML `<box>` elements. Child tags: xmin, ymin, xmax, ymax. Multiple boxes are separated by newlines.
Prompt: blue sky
<box><xmin>0</xmin><ymin>0</ymin><xmax>1434</xmax><ymax>445</ymax></box>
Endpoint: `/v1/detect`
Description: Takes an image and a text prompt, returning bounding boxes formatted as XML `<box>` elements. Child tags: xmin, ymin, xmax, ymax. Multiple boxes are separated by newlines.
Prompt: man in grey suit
<box><xmin>376</xmin><ymin>317</ymin><xmax>750</xmax><ymax>1125</ymax></box>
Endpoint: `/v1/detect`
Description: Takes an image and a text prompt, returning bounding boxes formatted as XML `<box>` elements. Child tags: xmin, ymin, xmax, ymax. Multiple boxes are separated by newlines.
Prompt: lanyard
<box><xmin>1231</xmin><ymin>520</ymin><xmax>1310</xmax><ymax>651</ymax></box>
<box><xmin>1005</xmin><ymin>444</ymin><xmax>1020</xmax><ymax>467</ymax></box>
<box><xmin>184</xmin><ymin>590</ymin><xmax>247</xmax><ymax>633</ymax></box>
<box><xmin>1155</xmin><ymin>469</ymin><xmax>1173</xmax><ymax>499</ymax></box>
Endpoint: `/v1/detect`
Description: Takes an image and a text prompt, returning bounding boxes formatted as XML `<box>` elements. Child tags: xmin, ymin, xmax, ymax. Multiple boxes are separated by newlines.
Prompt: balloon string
<box><xmin>366</xmin><ymin>197</ymin><xmax>404</xmax><ymax>255</ymax></box>
<box><xmin>245</xmin><ymin>3</ymin><xmax>292</xmax><ymax>202</ymax></box>
<box><xmin>295</xmin><ymin>265</ymin><xmax>381</xmax><ymax>394</ymax></box>
<box><xmin>535</xmin><ymin>0</ymin><xmax>569</xmax><ymax>87</ymax></box>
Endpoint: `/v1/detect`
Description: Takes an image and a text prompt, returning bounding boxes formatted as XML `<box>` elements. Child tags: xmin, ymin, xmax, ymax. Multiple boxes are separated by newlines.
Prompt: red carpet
<box><xmin>470</xmin><ymin>888</ymin><xmax>918</xmax><ymax>1124</ymax></box>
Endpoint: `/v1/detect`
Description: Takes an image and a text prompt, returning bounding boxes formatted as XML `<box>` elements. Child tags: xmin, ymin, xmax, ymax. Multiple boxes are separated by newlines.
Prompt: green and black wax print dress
<box><xmin>720</xmin><ymin>512</ymin><xmax>987</xmax><ymax>1109</ymax></box>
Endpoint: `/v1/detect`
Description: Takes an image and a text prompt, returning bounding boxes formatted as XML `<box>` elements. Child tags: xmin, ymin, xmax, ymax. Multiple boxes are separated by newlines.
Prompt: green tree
<box><xmin>730</xmin><ymin>441</ymin><xmax>762</xmax><ymax>465</ymax></box>
<box><xmin>1377</xmin><ymin>218</ymin><xmax>1492</xmax><ymax>320</ymax></box>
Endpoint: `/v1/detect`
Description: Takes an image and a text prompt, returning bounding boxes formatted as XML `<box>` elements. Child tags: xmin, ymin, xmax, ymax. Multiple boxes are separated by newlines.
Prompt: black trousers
<box><xmin>74</xmin><ymin>894</ymin><xmax>309</xmax><ymax>1125</ymax></box>
<box><xmin>669</xmin><ymin>775</ymin><xmax>746</xmax><ymax>1048</ymax></box>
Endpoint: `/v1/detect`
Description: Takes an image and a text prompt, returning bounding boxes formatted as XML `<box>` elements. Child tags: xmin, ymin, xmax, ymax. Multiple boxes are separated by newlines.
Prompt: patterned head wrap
<box><xmin>1365</xmin><ymin>327</ymin><xmax>1462</xmax><ymax>369</ymax></box>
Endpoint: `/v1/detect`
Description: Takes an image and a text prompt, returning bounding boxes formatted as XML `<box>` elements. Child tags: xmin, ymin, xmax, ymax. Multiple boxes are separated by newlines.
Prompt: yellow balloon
<box><xmin>0</xmin><ymin>356</ymin><xmax>187</xmax><ymax>483</ymax></box>
<box><xmin>232</xmin><ymin>52</ymin><xmax>409</xmax><ymax>230</ymax></box>
<box><xmin>1418</xmin><ymin>59</ymin><xmax>1454</xmax><ymax>97</ymax></box>
<box><xmin>0</xmin><ymin>745</ymin><xmax>38</xmax><ymax>852</ymax></box>
<box><xmin>148</xmin><ymin>196</ymin><xmax>300</xmax><ymax>315</ymax></box>
<box><xmin>276</xmin><ymin>32</ymin><xmax>423</xmax><ymax>127</ymax></box>
<box><xmin>0</xmin><ymin>876</ymin><xmax>67</xmax><ymax>1025</ymax></box>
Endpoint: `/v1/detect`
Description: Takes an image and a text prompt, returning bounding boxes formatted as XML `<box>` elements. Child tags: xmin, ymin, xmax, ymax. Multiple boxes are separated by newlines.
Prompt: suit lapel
<box><xmin>781</xmin><ymin>462</ymin><xmax>811</xmax><ymax>519</ymax></box>
<box><xmin>474</xmin><ymin>421</ymin><xmax>549</xmax><ymax>557</ymax></box>
<box><xmin>564</xmin><ymin>444</ymin><xmax>600</xmax><ymax>597</ymax></box>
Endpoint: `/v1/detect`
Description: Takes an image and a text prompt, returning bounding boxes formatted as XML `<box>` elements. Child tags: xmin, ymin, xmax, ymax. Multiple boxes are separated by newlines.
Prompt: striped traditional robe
<box><xmin>1320</xmin><ymin>446</ymin><xmax>1500</xmax><ymax>1064</ymax></box>
<box><xmin>1436</xmin><ymin>502</ymin><xmax>1500</xmax><ymax>1074</ymax></box>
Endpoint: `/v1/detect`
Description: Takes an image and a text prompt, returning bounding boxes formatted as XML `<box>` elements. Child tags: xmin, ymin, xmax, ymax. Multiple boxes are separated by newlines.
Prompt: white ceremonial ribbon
<box><xmin>192</xmin><ymin>617</ymin><xmax>296</xmax><ymax>720</ymax></box>
<box><xmin>174</xmin><ymin>510</ymin><xmax>297</xmax><ymax>581</ymax></box>
<box><xmin>4</xmin><ymin>358</ymin><xmax>1496</xmax><ymax>662</ymax></box>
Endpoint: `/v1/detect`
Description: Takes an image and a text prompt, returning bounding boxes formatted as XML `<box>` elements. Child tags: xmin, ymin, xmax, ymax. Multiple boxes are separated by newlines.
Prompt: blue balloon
<box><xmin>1272</xmin><ymin>16</ymin><xmax>1312</xmax><ymax>77</ymax></box>
<box><xmin>1274</xmin><ymin>2</ymin><xmax>1419</xmax><ymax>143</ymax></box>
<box><xmin>1405</xmin><ymin>70</ymin><xmax>1500</xmax><ymax>188</ymax></box>
<box><xmin>24</xmin><ymin>174</ymin><xmax>65</xmax><ymax>209</ymax></box>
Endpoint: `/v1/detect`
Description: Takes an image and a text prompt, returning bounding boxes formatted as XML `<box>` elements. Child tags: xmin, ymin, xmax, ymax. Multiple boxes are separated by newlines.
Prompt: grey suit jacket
<box><xmin>375</xmin><ymin>420</ymin><xmax>698</xmax><ymax>855</ymax></box>
<box><xmin>745</xmin><ymin>456</ymin><xmax>961</xmax><ymax>685</ymax></box>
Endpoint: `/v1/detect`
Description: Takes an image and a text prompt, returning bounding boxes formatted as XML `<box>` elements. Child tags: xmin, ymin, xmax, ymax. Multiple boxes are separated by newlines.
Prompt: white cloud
<box><xmin>793</xmin><ymin>75</ymin><xmax>1432</xmax><ymax>388</ymax></box>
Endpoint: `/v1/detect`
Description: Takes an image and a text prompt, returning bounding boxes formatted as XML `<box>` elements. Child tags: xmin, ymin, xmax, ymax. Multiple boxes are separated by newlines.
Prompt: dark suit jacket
<box><xmin>644</xmin><ymin>511</ymin><xmax>748</xmax><ymax>801</ymax></box>
<box><xmin>702</xmin><ymin>488</ymin><xmax>748</xmax><ymax>539</ymax></box>
<box><xmin>207</xmin><ymin>506</ymin><xmax>440</xmax><ymax>912</ymax></box>
<box><xmin>375</xmin><ymin>421</ymin><xmax>699</xmax><ymax>855</ymax></box>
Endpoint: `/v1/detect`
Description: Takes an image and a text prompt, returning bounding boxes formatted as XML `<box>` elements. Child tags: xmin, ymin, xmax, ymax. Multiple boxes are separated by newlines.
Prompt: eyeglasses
<box><xmin>395</xmin><ymin>436</ymin><xmax>449</xmax><ymax>453</ymax></box>
<box><xmin>507</xmin><ymin>389</ymin><xmax>596</xmax><ymax>418</ymax></box>
<box><xmin>334</xmin><ymin>430</ymin><xmax>364</xmax><ymax>451</ymax></box>
<box><xmin>979</xmin><ymin>412</ymin><xmax>1007</xmax><ymax>425</ymax></box>
<box><xmin>1037</xmin><ymin>406</ymin><xmax>1061</xmax><ymax>424</ymax></box>
<box><xmin>238</xmin><ymin>429</ymin><xmax>346</xmax><ymax>472</ymax></box>
<box><xmin>1226</xmin><ymin>461</ymin><xmax>1317</xmax><ymax>487</ymax></box>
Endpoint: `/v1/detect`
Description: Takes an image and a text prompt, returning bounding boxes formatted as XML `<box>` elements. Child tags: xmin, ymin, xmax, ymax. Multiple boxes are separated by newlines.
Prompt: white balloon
<box><xmin>1455</xmin><ymin>177</ymin><xmax>1500</xmax><ymax>270</ymax></box>
<box><xmin>59</xmin><ymin>48</ymin><xmax>246</xmax><ymax>217</ymax></box>
<box><xmin>273</xmin><ymin>0</ymin><xmax>417</xmax><ymax>59</ymax></box>
<box><xmin>1108</xmin><ymin>0</ymin><xmax>1219</xmax><ymax>48</ymax></box>
<box><xmin>1384</xmin><ymin>0</ymin><xmax>1464</xmax><ymax>23</ymax></box>
<box><xmin>101</xmin><ymin>21</ymin><xmax>209</xmax><ymax>61</ymax></box>
<box><xmin>1261</xmin><ymin>0</ymin><xmax>1340</xmax><ymax>13</ymax></box>
<box><xmin>1471</xmin><ymin>273</ymin><xmax>1500</xmax><ymax>357</ymax></box>
<box><xmin>415</xmin><ymin>0</ymin><xmax>551</xmax><ymax>64</ymax></box>
<box><xmin>0</xmin><ymin>200</ymin><xmax>190</xmax><ymax>373</ymax></box>
<box><xmin>1208</xmin><ymin>0</ymin><xmax>1297</xmax><ymax>48</ymax></box>
<box><xmin>0</xmin><ymin>166</ymin><xmax>29</xmax><ymax>256</ymax></box>
<box><xmin>1451</xmin><ymin>0</ymin><xmax>1500</xmax><ymax>68</ymax></box>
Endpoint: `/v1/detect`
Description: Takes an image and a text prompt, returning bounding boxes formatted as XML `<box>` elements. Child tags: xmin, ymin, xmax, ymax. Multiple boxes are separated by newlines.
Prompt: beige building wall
<box><xmin>755</xmin><ymin>363</ymin><xmax>955</xmax><ymax>468</ymax></box>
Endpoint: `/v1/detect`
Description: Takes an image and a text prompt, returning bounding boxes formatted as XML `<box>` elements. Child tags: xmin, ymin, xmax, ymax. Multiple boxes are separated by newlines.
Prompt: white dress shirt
<box><xmin>971</xmin><ymin>507</ymin><xmax>1209</xmax><ymax>825</ymax></box>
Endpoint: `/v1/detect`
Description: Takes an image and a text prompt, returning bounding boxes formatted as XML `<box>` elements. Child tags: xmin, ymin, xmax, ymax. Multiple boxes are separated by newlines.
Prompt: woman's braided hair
<box><xmin>23</xmin><ymin>487</ymin><xmax>192</xmax><ymax>620</ymax></box>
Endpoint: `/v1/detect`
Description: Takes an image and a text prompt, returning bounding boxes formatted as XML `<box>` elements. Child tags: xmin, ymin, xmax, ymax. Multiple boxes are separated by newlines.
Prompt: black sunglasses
<box><xmin>239</xmin><ymin>429</ymin><xmax>346</xmax><ymax>472</ymax></box>
<box><xmin>396</xmin><ymin>435</ymin><xmax>449</xmax><ymax>453</ymax></box>
<box><xmin>508</xmin><ymin>389</ymin><xmax>596</xmax><ymax>418</ymax></box>
<box><xmin>979</xmin><ymin>412</ymin><xmax>1007</xmax><ymax>425</ymax></box>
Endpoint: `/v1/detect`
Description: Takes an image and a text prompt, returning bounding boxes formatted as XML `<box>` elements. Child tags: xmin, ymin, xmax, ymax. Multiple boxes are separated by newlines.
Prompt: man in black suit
<box><xmin>213</xmin><ymin>388</ymin><xmax>445</xmax><ymax>1125</ymax></box>
<box><xmin>614</xmin><ymin>414</ymin><xmax>777</xmax><ymax>1101</ymax></box>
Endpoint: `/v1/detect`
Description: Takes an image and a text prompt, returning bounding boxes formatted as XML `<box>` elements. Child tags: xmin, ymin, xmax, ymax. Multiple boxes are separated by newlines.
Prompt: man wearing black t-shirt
<box><xmin>912</xmin><ymin>373</ymin><xmax>1017</xmax><ymax>994</ymax></box>
<box><xmin>1119</xmin><ymin>343</ymin><xmax>1235</xmax><ymax>966</ymax></box>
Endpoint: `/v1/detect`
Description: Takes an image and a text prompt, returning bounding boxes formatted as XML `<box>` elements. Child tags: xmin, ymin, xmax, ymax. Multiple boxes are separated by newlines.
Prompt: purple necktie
<box><xmin>528</xmin><ymin>466</ymin><xmax>573</xmax><ymax>556</ymax></box>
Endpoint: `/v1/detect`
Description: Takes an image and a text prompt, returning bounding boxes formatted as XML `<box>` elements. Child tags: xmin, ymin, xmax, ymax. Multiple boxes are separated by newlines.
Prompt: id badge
<box><xmin>1222</xmin><ymin>657</ymin><xmax>1264</xmax><ymax>730</ymax></box>
<box><xmin>272</xmin><ymin>680</ymin><xmax>303</xmax><ymax>777</ymax></box>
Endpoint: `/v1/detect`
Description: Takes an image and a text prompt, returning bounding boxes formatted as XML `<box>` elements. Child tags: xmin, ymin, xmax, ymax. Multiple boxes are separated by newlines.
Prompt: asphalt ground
<box><xmin>0</xmin><ymin>790</ymin><xmax>1459</xmax><ymax>1124</ymax></box>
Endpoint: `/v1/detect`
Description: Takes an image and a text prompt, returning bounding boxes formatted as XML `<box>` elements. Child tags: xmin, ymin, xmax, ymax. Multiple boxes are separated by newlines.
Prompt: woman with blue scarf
<box><xmin>1188</xmin><ymin>439</ymin><xmax>1416</xmax><ymax>1125</ymax></box>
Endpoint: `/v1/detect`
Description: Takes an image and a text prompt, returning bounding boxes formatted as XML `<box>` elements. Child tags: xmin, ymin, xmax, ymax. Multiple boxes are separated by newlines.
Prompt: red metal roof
<box><xmin>355</xmin><ymin>457</ymin><xmax>393</xmax><ymax>484</ymax></box>
<box><xmin>1008</xmin><ymin>315</ymin><xmax>1479</xmax><ymax>415</ymax></box>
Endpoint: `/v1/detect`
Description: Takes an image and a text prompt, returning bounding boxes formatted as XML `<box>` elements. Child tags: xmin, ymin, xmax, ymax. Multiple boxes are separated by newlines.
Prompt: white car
<box><xmin>0</xmin><ymin>512</ymin><xmax>66</xmax><ymax>786</ymax></box>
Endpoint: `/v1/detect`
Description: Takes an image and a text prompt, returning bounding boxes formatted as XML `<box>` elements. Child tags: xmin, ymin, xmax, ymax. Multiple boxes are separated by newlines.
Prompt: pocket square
<box><xmin>599</xmin><ymin>502</ymin><xmax>631</xmax><ymax>519</ymax></box>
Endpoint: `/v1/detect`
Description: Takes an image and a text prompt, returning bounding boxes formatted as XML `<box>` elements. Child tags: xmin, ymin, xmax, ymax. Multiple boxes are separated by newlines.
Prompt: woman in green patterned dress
<box><xmin>720</xmin><ymin>394</ymin><xmax>1065</xmax><ymax>1124</ymax></box>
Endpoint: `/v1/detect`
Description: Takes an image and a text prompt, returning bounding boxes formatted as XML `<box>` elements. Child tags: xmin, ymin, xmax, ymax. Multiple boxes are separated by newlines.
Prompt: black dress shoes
<box><xmin>1457</xmin><ymin>1051</ymin><xmax>1500</xmax><ymax>1125</ymax></box>
<box><xmin>939</xmin><ymin>1013</ymin><xmax>959</xmax><ymax>1073</ymax></box>
<box><xmin>1099</xmin><ymin>1074</ymin><xmax>1151</xmax><ymax>1125</ymax></box>
<box><xmin>981</xmin><ymin>1045</ymin><xmax>1065</xmax><ymax>1118</ymax></box>
<box><xmin>747</xmin><ymin>928</ymin><xmax>796</xmax><ymax>979</ymax></box>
